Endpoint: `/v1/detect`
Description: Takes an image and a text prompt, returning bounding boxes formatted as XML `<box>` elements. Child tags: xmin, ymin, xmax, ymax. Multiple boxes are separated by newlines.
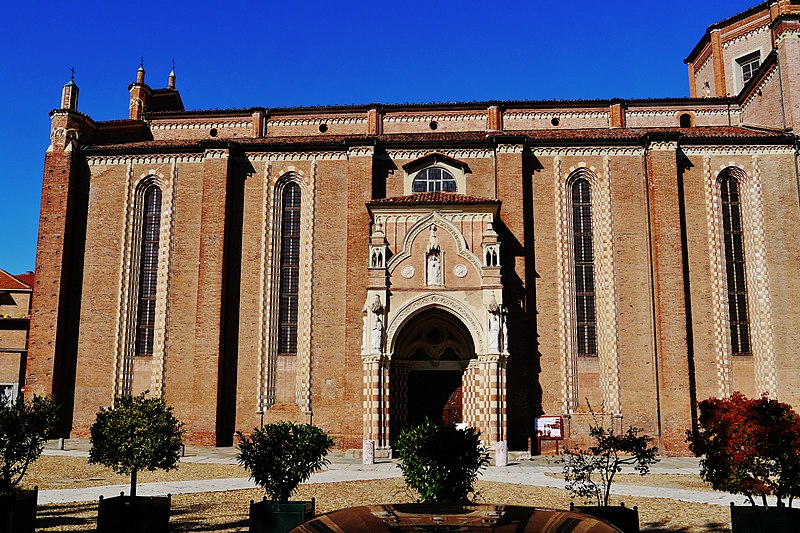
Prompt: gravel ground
<box><xmin>22</xmin><ymin>457</ymin><xmax>247</xmax><ymax>490</ymax></box>
<box><xmin>544</xmin><ymin>472</ymin><xmax>715</xmax><ymax>492</ymax></box>
<box><xmin>35</xmin><ymin>478</ymin><xmax>732</xmax><ymax>532</ymax></box>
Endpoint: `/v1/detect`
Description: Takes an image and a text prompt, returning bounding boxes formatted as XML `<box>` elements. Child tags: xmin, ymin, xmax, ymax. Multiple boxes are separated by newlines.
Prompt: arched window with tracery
<box><xmin>720</xmin><ymin>173</ymin><xmax>751</xmax><ymax>355</ymax></box>
<box><xmin>278</xmin><ymin>182</ymin><xmax>301</xmax><ymax>355</ymax></box>
<box><xmin>571</xmin><ymin>177</ymin><xmax>596</xmax><ymax>356</ymax></box>
<box><xmin>412</xmin><ymin>167</ymin><xmax>457</xmax><ymax>193</ymax></box>
<box><xmin>134</xmin><ymin>184</ymin><xmax>162</xmax><ymax>356</ymax></box>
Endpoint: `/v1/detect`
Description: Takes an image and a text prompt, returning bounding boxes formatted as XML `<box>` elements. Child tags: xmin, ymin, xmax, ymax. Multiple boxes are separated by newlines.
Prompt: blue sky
<box><xmin>0</xmin><ymin>0</ymin><xmax>759</xmax><ymax>274</ymax></box>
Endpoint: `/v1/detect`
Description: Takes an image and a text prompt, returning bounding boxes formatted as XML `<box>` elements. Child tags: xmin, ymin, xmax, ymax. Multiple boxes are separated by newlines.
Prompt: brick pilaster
<box><xmin>645</xmin><ymin>141</ymin><xmax>693</xmax><ymax>454</ymax></box>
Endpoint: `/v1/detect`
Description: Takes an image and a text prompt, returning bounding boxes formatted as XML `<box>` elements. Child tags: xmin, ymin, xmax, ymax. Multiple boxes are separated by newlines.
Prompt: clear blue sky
<box><xmin>0</xmin><ymin>0</ymin><xmax>759</xmax><ymax>275</ymax></box>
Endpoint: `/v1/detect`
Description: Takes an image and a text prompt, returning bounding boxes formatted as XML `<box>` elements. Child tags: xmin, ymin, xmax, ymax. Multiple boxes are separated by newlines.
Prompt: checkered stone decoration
<box><xmin>114</xmin><ymin>166</ymin><xmax>175</xmax><ymax>400</ymax></box>
<box><xmin>704</xmin><ymin>158</ymin><xmax>778</xmax><ymax>398</ymax></box>
<box><xmin>555</xmin><ymin>158</ymin><xmax>622</xmax><ymax>416</ymax></box>
<box><xmin>257</xmin><ymin>164</ymin><xmax>316</xmax><ymax>414</ymax></box>
<box><xmin>362</xmin><ymin>354</ymin><xmax>391</xmax><ymax>448</ymax></box>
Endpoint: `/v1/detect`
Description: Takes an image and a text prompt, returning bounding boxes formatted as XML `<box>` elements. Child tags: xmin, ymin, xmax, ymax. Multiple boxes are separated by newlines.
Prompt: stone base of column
<box><xmin>362</xmin><ymin>439</ymin><xmax>375</xmax><ymax>465</ymax></box>
<box><xmin>494</xmin><ymin>440</ymin><xmax>508</xmax><ymax>467</ymax></box>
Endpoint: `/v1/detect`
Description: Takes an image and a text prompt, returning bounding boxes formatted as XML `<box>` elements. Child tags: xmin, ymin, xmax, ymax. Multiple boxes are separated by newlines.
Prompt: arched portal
<box><xmin>389</xmin><ymin>309</ymin><xmax>476</xmax><ymax>444</ymax></box>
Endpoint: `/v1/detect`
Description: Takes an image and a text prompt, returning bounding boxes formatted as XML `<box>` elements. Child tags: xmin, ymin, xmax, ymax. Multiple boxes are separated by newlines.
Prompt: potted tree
<box><xmin>686</xmin><ymin>392</ymin><xmax>800</xmax><ymax>533</ymax></box>
<box><xmin>237</xmin><ymin>421</ymin><xmax>333</xmax><ymax>533</ymax></box>
<box><xmin>563</xmin><ymin>418</ymin><xmax>659</xmax><ymax>533</ymax></box>
<box><xmin>394</xmin><ymin>417</ymin><xmax>490</xmax><ymax>504</ymax></box>
<box><xmin>0</xmin><ymin>394</ymin><xmax>58</xmax><ymax>533</ymax></box>
<box><xmin>89</xmin><ymin>393</ymin><xmax>183</xmax><ymax>533</ymax></box>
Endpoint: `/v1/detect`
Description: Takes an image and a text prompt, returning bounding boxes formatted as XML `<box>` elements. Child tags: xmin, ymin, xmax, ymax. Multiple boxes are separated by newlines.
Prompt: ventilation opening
<box><xmin>679</xmin><ymin>113</ymin><xmax>693</xmax><ymax>128</ymax></box>
<box><xmin>209</xmin><ymin>128</ymin><xmax>218</xmax><ymax>137</ymax></box>
<box><xmin>551</xmin><ymin>117</ymin><xmax>560</xmax><ymax>127</ymax></box>
<box><xmin>318</xmin><ymin>124</ymin><xmax>328</xmax><ymax>133</ymax></box>
<box><xmin>429</xmin><ymin>121</ymin><xmax>438</xmax><ymax>130</ymax></box>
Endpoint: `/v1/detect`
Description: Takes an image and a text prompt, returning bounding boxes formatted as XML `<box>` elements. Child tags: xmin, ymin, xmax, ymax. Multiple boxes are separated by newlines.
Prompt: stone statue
<box><xmin>427</xmin><ymin>253</ymin><xmax>441</xmax><ymax>286</ymax></box>
<box><xmin>488</xmin><ymin>312</ymin><xmax>500</xmax><ymax>352</ymax></box>
<box><xmin>361</xmin><ymin>315</ymin><xmax>367</xmax><ymax>354</ymax></box>
<box><xmin>371</xmin><ymin>314</ymin><xmax>383</xmax><ymax>354</ymax></box>
<box><xmin>501</xmin><ymin>307</ymin><xmax>508</xmax><ymax>353</ymax></box>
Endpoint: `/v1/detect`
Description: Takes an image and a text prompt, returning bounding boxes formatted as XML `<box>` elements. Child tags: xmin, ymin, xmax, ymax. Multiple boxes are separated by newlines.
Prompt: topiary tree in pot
<box><xmin>0</xmin><ymin>394</ymin><xmax>58</xmax><ymax>533</ymax></box>
<box><xmin>89</xmin><ymin>393</ymin><xmax>183</xmax><ymax>533</ymax></box>
<box><xmin>394</xmin><ymin>417</ymin><xmax>490</xmax><ymax>504</ymax></box>
<box><xmin>237</xmin><ymin>421</ymin><xmax>334</xmax><ymax>533</ymax></box>
<box><xmin>563</xmin><ymin>414</ymin><xmax>659</xmax><ymax>533</ymax></box>
<box><xmin>687</xmin><ymin>391</ymin><xmax>800</xmax><ymax>533</ymax></box>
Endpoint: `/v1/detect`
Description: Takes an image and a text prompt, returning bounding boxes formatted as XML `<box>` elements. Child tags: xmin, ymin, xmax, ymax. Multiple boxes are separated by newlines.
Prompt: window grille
<box><xmin>135</xmin><ymin>186</ymin><xmax>162</xmax><ymax>356</ymax></box>
<box><xmin>740</xmin><ymin>56</ymin><xmax>760</xmax><ymax>84</ymax></box>
<box><xmin>412</xmin><ymin>167</ymin><xmax>457</xmax><ymax>193</ymax></box>
<box><xmin>571</xmin><ymin>178</ymin><xmax>597</xmax><ymax>356</ymax></box>
<box><xmin>278</xmin><ymin>182</ymin><xmax>301</xmax><ymax>355</ymax></box>
<box><xmin>720</xmin><ymin>175</ymin><xmax>751</xmax><ymax>355</ymax></box>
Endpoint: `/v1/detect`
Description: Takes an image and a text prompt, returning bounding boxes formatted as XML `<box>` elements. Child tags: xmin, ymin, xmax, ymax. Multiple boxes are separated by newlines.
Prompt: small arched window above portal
<box><xmin>402</xmin><ymin>153</ymin><xmax>469</xmax><ymax>195</ymax></box>
<box><xmin>413</xmin><ymin>167</ymin><xmax>457</xmax><ymax>193</ymax></box>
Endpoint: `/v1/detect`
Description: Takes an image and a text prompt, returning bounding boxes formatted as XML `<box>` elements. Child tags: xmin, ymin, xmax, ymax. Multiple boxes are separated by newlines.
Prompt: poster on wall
<box><xmin>534</xmin><ymin>416</ymin><xmax>563</xmax><ymax>439</ymax></box>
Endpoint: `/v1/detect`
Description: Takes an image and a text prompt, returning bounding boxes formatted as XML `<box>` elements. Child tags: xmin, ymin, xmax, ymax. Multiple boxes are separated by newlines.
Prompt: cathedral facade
<box><xmin>26</xmin><ymin>1</ymin><xmax>800</xmax><ymax>454</ymax></box>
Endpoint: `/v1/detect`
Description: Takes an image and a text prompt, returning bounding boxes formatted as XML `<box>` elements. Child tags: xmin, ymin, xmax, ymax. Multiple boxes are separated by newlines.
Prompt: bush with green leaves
<box><xmin>0</xmin><ymin>394</ymin><xmax>58</xmax><ymax>495</ymax></box>
<box><xmin>89</xmin><ymin>393</ymin><xmax>184</xmax><ymax>497</ymax></box>
<box><xmin>236</xmin><ymin>421</ymin><xmax>334</xmax><ymax>502</ymax></box>
<box><xmin>563</xmin><ymin>420</ymin><xmax>659</xmax><ymax>506</ymax></box>
<box><xmin>687</xmin><ymin>391</ymin><xmax>800</xmax><ymax>507</ymax></box>
<box><xmin>395</xmin><ymin>417</ymin><xmax>490</xmax><ymax>504</ymax></box>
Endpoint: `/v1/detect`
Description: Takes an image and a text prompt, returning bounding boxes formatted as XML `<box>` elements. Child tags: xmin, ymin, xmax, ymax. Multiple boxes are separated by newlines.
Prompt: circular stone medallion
<box><xmin>401</xmin><ymin>265</ymin><xmax>415</xmax><ymax>279</ymax></box>
<box><xmin>453</xmin><ymin>264</ymin><xmax>468</xmax><ymax>278</ymax></box>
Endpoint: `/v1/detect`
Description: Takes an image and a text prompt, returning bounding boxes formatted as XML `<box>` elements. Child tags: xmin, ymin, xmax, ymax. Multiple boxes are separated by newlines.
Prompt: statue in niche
<box><xmin>371</xmin><ymin>314</ymin><xmax>383</xmax><ymax>354</ymax></box>
<box><xmin>488</xmin><ymin>311</ymin><xmax>500</xmax><ymax>352</ymax></box>
<box><xmin>427</xmin><ymin>253</ymin><xmax>441</xmax><ymax>286</ymax></box>
<box><xmin>501</xmin><ymin>306</ymin><xmax>509</xmax><ymax>354</ymax></box>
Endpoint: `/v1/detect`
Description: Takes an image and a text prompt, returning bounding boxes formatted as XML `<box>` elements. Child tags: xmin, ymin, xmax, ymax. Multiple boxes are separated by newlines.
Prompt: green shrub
<box><xmin>89</xmin><ymin>393</ymin><xmax>184</xmax><ymax>497</ymax></box>
<box><xmin>236</xmin><ymin>421</ymin><xmax>334</xmax><ymax>502</ymax></box>
<box><xmin>687</xmin><ymin>391</ymin><xmax>800</xmax><ymax>507</ymax></box>
<box><xmin>395</xmin><ymin>417</ymin><xmax>489</xmax><ymax>504</ymax></box>
<box><xmin>563</xmin><ymin>420</ymin><xmax>659</xmax><ymax>506</ymax></box>
<box><xmin>0</xmin><ymin>395</ymin><xmax>58</xmax><ymax>495</ymax></box>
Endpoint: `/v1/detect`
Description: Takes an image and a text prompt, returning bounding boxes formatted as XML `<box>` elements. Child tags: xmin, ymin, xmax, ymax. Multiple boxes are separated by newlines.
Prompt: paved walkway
<box><xmin>40</xmin><ymin>440</ymin><xmax>747</xmax><ymax>507</ymax></box>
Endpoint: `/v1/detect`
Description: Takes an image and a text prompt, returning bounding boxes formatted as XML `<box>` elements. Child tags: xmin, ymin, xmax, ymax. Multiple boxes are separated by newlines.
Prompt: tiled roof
<box><xmin>369</xmin><ymin>192</ymin><xmax>499</xmax><ymax>205</ymax></box>
<box><xmin>0</xmin><ymin>269</ymin><xmax>31</xmax><ymax>290</ymax></box>
<box><xmin>87</xmin><ymin>126</ymin><xmax>791</xmax><ymax>150</ymax></box>
<box><xmin>15</xmin><ymin>273</ymin><xmax>34</xmax><ymax>288</ymax></box>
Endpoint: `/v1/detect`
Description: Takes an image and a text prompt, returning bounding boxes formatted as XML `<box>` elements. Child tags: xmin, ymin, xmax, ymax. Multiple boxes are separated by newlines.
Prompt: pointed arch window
<box><xmin>135</xmin><ymin>185</ymin><xmax>162</xmax><ymax>356</ymax></box>
<box><xmin>720</xmin><ymin>174</ymin><xmax>751</xmax><ymax>355</ymax></box>
<box><xmin>278</xmin><ymin>182</ymin><xmax>301</xmax><ymax>355</ymax></box>
<box><xmin>571</xmin><ymin>178</ymin><xmax>596</xmax><ymax>356</ymax></box>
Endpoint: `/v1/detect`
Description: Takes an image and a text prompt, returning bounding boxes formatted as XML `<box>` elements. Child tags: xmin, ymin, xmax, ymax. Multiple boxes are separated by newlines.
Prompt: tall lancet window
<box><xmin>135</xmin><ymin>185</ymin><xmax>162</xmax><ymax>356</ymax></box>
<box><xmin>572</xmin><ymin>178</ymin><xmax>597</xmax><ymax>356</ymax></box>
<box><xmin>278</xmin><ymin>182</ymin><xmax>301</xmax><ymax>355</ymax></box>
<box><xmin>720</xmin><ymin>174</ymin><xmax>751</xmax><ymax>355</ymax></box>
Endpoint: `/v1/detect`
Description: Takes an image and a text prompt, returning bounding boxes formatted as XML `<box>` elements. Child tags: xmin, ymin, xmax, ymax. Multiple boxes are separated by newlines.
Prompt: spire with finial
<box><xmin>168</xmin><ymin>60</ymin><xmax>176</xmax><ymax>89</ymax></box>
<box><xmin>61</xmin><ymin>66</ymin><xmax>79</xmax><ymax>111</ymax></box>
<box><xmin>136</xmin><ymin>57</ymin><xmax>145</xmax><ymax>84</ymax></box>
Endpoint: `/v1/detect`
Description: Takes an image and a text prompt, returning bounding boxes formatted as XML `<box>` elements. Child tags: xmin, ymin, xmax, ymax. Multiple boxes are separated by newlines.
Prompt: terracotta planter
<box><xmin>0</xmin><ymin>488</ymin><xmax>38</xmax><ymax>533</ymax></box>
<box><xmin>572</xmin><ymin>502</ymin><xmax>639</xmax><ymax>533</ymax></box>
<box><xmin>96</xmin><ymin>494</ymin><xmax>171</xmax><ymax>533</ymax></box>
<box><xmin>730</xmin><ymin>503</ymin><xmax>800</xmax><ymax>533</ymax></box>
<box><xmin>249</xmin><ymin>498</ymin><xmax>315</xmax><ymax>533</ymax></box>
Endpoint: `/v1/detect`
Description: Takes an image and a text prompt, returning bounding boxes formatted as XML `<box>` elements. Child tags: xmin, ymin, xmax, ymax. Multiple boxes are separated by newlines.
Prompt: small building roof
<box><xmin>0</xmin><ymin>269</ymin><xmax>32</xmax><ymax>291</ymax></box>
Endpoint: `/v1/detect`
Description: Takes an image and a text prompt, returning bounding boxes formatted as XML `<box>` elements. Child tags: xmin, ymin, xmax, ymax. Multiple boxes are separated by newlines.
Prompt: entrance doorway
<box><xmin>390</xmin><ymin>308</ymin><xmax>475</xmax><ymax>443</ymax></box>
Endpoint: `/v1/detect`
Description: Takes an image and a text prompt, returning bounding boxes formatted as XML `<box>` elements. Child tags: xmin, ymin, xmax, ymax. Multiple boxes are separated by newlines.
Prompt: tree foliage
<box><xmin>564</xmin><ymin>421</ymin><xmax>659</xmax><ymax>506</ymax></box>
<box><xmin>89</xmin><ymin>393</ymin><xmax>183</xmax><ymax>497</ymax></box>
<box><xmin>0</xmin><ymin>395</ymin><xmax>59</xmax><ymax>495</ymax></box>
<box><xmin>236</xmin><ymin>421</ymin><xmax>334</xmax><ymax>502</ymax></box>
<box><xmin>395</xmin><ymin>417</ymin><xmax>490</xmax><ymax>504</ymax></box>
<box><xmin>687</xmin><ymin>391</ymin><xmax>800</xmax><ymax>507</ymax></box>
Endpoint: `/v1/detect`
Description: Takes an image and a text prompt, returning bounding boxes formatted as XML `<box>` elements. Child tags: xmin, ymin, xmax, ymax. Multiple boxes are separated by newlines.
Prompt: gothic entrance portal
<box><xmin>390</xmin><ymin>309</ymin><xmax>475</xmax><ymax>444</ymax></box>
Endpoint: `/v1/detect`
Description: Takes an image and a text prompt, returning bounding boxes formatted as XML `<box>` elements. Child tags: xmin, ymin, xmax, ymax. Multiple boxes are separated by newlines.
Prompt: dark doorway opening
<box><xmin>407</xmin><ymin>370</ymin><xmax>462</xmax><ymax>426</ymax></box>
